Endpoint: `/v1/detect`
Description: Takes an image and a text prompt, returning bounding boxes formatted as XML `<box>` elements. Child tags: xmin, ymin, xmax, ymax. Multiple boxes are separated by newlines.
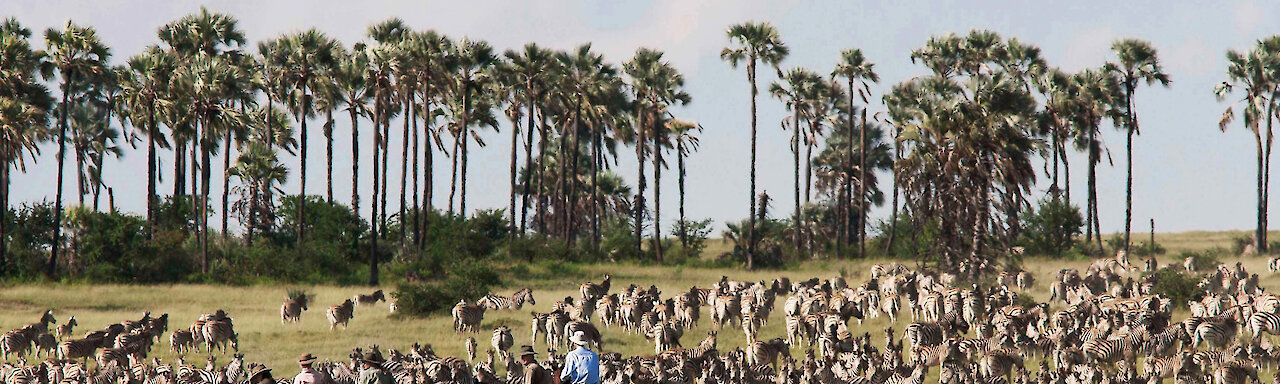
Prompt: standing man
<box><xmin>519</xmin><ymin>345</ymin><xmax>552</xmax><ymax>384</ymax></box>
<box><xmin>293</xmin><ymin>354</ymin><xmax>320</xmax><ymax>384</ymax></box>
<box><xmin>358</xmin><ymin>352</ymin><xmax>393</xmax><ymax>384</ymax></box>
<box><xmin>560</xmin><ymin>331</ymin><xmax>599</xmax><ymax>384</ymax></box>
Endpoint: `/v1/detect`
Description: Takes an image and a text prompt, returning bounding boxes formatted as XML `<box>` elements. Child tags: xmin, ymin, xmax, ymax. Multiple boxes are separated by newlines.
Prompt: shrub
<box><xmin>871</xmin><ymin>214</ymin><xmax>938</xmax><ymax>260</ymax></box>
<box><xmin>392</xmin><ymin>260</ymin><xmax>502</xmax><ymax>316</ymax></box>
<box><xmin>1020</xmin><ymin>196</ymin><xmax>1083</xmax><ymax>257</ymax></box>
<box><xmin>670</xmin><ymin>218</ymin><xmax>714</xmax><ymax>260</ymax></box>
<box><xmin>1180</xmin><ymin>250</ymin><xmax>1222</xmax><ymax>272</ymax></box>
<box><xmin>1143</xmin><ymin>267</ymin><xmax>1201</xmax><ymax>308</ymax></box>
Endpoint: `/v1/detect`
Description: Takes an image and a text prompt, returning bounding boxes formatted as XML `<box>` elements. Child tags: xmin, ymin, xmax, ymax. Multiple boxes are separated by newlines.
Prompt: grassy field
<box><xmin>0</xmin><ymin>230</ymin><xmax>1272</xmax><ymax>379</ymax></box>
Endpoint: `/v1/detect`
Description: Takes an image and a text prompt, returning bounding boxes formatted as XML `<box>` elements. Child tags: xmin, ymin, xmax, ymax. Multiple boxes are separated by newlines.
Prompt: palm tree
<box><xmin>625</xmin><ymin>48</ymin><xmax>689</xmax><ymax>260</ymax></box>
<box><xmin>449</xmin><ymin>39</ymin><xmax>497</xmax><ymax>217</ymax></box>
<box><xmin>555</xmin><ymin>44</ymin><xmax>619</xmax><ymax>246</ymax></box>
<box><xmin>671</xmin><ymin>120</ymin><xmax>701</xmax><ymax>249</ymax></box>
<box><xmin>505</xmin><ymin>43</ymin><xmax>554</xmax><ymax>243</ymax></box>
<box><xmin>1068</xmin><ymin>68</ymin><xmax>1119</xmax><ymax>251</ymax></box>
<box><xmin>277</xmin><ymin>29</ymin><xmax>340</xmax><ymax>244</ymax></box>
<box><xmin>367</xmin><ymin>18</ymin><xmax>409</xmax><ymax>238</ymax></box>
<box><xmin>229</xmin><ymin>142</ymin><xmax>287</xmax><ymax>245</ymax></box>
<box><xmin>1105</xmin><ymin>39</ymin><xmax>1169</xmax><ymax>255</ymax></box>
<box><xmin>406</xmin><ymin>31</ymin><xmax>451</xmax><ymax>250</ymax></box>
<box><xmin>117</xmin><ymin>47</ymin><xmax>175</xmax><ymax>239</ymax></box>
<box><xmin>770</xmin><ymin>67</ymin><xmax>818</xmax><ymax>255</ymax></box>
<box><xmin>40</xmin><ymin>20</ymin><xmax>111</xmax><ymax>278</ymax></box>
<box><xmin>68</xmin><ymin>101</ymin><xmax>121</xmax><ymax>210</ymax></box>
<box><xmin>832</xmin><ymin>48</ymin><xmax>879</xmax><ymax>258</ymax></box>
<box><xmin>1216</xmin><ymin>42</ymin><xmax>1273</xmax><ymax>253</ymax></box>
<box><xmin>0</xmin><ymin>18</ymin><xmax>53</xmax><ymax>273</ymax></box>
<box><xmin>335</xmin><ymin>44</ymin><xmax>370</xmax><ymax>220</ymax></box>
<box><xmin>721</xmin><ymin>22</ymin><xmax>788</xmax><ymax>269</ymax></box>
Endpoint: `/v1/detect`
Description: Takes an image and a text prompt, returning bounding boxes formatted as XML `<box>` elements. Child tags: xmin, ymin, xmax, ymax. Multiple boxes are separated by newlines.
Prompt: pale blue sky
<box><xmin>5</xmin><ymin>0</ymin><xmax>1275</xmax><ymax>234</ymax></box>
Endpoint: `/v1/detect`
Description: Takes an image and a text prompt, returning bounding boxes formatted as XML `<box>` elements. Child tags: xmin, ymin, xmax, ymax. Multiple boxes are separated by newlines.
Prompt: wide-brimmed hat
<box><xmin>248</xmin><ymin>367</ymin><xmax>273</xmax><ymax>383</ymax></box>
<box><xmin>518</xmin><ymin>345</ymin><xmax>536</xmax><ymax>357</ymax></box>
<box><xmin>298</xmin><ymin>353</ymin><xmax>317</xmax><ymax>365</ymax></box>
<box><xmin>569</xmin><ymin>331</ymin><xmax>589</xmax><ymax>346</ymax></box>
<box><xmin>362</xmin><ymin>351</ymin><xmax>385</xmax><ymax>364</ymax></box>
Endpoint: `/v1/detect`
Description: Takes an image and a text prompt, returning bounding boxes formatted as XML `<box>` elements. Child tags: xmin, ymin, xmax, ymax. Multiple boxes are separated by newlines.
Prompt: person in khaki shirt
<box><xmin>518</xmin><ymin>345</ymin><xmax>553</xmax><ymax>384</ymax></box>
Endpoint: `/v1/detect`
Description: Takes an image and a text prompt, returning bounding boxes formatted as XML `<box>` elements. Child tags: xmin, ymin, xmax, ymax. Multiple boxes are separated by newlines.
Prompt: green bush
<box><xmin>1020</xmin><ymin>196</ymin><xmax>1083</xmax><ymax>257</ymax></box>
<box><xmin>1143</xmin><ymin>267</ymin><xmax>1202</xmax><ymax>308</ymax></box>
<box><xmin>1180</xmin><ymin>250</ymin><xmax>1222</xmax><ymax>272</ymax></box>
<box><xmin>670</xmin><ymin>218</ymin><xmax>714</xmax><ymax>260</ymax></box>
<box><xmin>392</xmin><ymin>260</ymin><xmax>502</xmax><ymax>316</ymax></box>
<box><xmin>871</xmin><ymin>214</ymin><xmax>938</xmax><ymax>259</ymax></box>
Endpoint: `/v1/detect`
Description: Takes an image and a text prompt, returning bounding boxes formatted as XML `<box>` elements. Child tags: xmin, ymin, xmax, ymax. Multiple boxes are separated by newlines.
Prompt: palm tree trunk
<box><xmin>221</xmin><ymin>127</ymin><xmax>231</xmax><ymax>240</ymax></box>
<box><xmin>49</xmin><ymin>77</ymin><xmax>70</xmax><ymax>278</ymax></box>
<box><xmin>326</xmin><ymin>109</ymin><xmax>335</xmax><ymax>205</ymax></box>
<box><xmin>299</xmin><ymin>87</ymin><xmax>310</xmax><ymax>244</ymax></box>
<box><xmin>174</xmin><ymin>142</ymin><xmax>185</xmax><ymax>198</ymax></box>
<box><xmin>791</xmin><ymin>109</ymin><xmax>801</xmax><ymax>255</ymax></box>
<box><xmin>677</xmin><ymin>139</ymin><xmax>688</xmax><ymax>250</ymax></box>
<box><xmin>400</xmin><ymin>97</ymin><xmax>410</xmax><ymax>242</ymax></box>
<box><xmin>509</xmin><ymin>100</ymin><xmax>520</xmax><ymax>249</ymax></box>
<box><xmin>349</xmin><ymin>108</ymin><xmax>360</xmax><ymax>220</ymax></box>
<box><xmin>634</xmin><ymin>108</ymin><xmax>647</xmax><ymax>255</ymax></box>
<box><xmin>448</xmin><ymin>132</ymin><xmax>459</xmax><ymax>215</ymax></box>
<box><xmin>653</xmin><ymin>119</ymin><xmax>663</xmax><ymax>263</ymax></box>
<box><xmin>460</xmin><ymin>90</ymin><xmax>472</xmax><ymax>216</ymax></box>
<box><xmin>380</xmin><ymin>113</ymin><xmax>389</xmax><ymax>237</ymax></box>
<box><xmin>421</xmin><ymin>97</ymin><xmax>434</xmax><ymax>251</ymax></box>
<box><xmin>746</xmin><ymin>60</ymin><xmax>758</xmax><ymax>270</ymax></box>
<box><xmin>411</xmin><ymin>97</ymin><xmax>420</xmax><ymax>251</ymax></box>
<box><xmin>565</xmin><ymin>98</ymin><xmax>581</xmax><ymax>244</ymax></box>
<box><xmin>370</xmin><ymin>103</ymin><xmax>382</xmax><ymax>287</ymax></box>
<box><xmin>201</xmin><ymin>122</ymin><xmax>212</xmax><ymax>274</ymax></box>
<box><xmin>592</xmin><ymin>123</ymin><xmax>602</xmax><ymax>251</ymax></box>
<box><xmin>885</xmin><ymin>128</ymin><xmax>900</xmax><ymax>254</ymax></box>
<box><xmin>859</xmin><ymin>109</ymin><xmax>868</xmax><ymax>258</ymax></box>
<box><xmin>1</xmin><ymin>164</ymin><xmax>8</xmax><ymax>274</ymax></box>
<box><xmin>536</xmin><ymin>115</ymin><xmax>549</xmax><ymax>235</ymax></box>
<box><xmin>1123</xmin><ymin>85</ymin><xmax>1135</xmax><ymax>255</ymax></box>
<box><xmin>146</xmin><ymin>105</ymin><xmax>157</xmax><ymax>239</ymax></box>
<box><xmin>521</xmin><ymin>98</ymin><xmax>537</xmax><ymax>236</ymax></box>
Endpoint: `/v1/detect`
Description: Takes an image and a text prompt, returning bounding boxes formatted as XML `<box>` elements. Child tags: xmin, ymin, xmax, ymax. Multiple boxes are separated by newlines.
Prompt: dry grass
<box><xmin>0</xmin><ymin>230</ymin><xmax>1273</xmax><ymax>379</ymax></box>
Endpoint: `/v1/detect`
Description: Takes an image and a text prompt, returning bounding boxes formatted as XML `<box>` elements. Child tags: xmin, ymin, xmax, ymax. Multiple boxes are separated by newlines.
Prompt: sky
<box><xmin>4</xmin><ymin>0</ymin><xmax>1277</xmax><ymax>235</ymax></box>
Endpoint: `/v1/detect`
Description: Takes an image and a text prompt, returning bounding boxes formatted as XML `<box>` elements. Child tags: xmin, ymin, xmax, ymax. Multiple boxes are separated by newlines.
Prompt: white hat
<box><xmin>570</xmin><ymin>331</ymin><xmax>589</xmax><ymax>346</ymax></box>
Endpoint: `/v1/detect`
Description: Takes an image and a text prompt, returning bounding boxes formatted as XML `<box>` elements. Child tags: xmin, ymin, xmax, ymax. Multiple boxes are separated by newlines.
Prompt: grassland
<box><xmin>0</xmin><ymin>230</ymin><xmax>1273</xmax><ymax>379</ymax></box>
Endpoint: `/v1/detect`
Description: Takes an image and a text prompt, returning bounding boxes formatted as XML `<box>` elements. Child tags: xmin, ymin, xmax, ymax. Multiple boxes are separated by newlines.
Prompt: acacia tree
<box><xmin>721</xmin><ymin>22</ymin><xmax>787</xmax><ymax>269</ymax></box>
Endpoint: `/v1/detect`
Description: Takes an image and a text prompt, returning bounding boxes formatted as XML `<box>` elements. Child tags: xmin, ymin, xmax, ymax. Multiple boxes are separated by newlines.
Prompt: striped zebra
<box><xmin>200</xmin><ymin>319</ymin><xmax>237</xmax><ymax>353</ymax></box>
<box><xmin>543</xmin><ymin>311</ymin><xmax>569</xmax><ymax>347</ymax></box>
<box><xmin>1247</xmin><ymin>311</ymin><xmax>1280</xmax><ymax>340</ymax></box>
<box><xmin>353</xmin><ymin>290</ymin><xmax>385</xmax><ymax>306</ymax></box>
<box><xmin>529</xmin><ymin>312</ymin><xmax>548</xmax><ymax>344</ymax></box>
<box><xmin>884</xmin><ymin>365</ymin><xmax>928</xmax><ymax>384</ymax></box>
<box><xmin>280</xmin><ymin>296</ymin><xmax>309</xmax><ymax>324</ymax></box>
<box><xmin>451</xmin><ymin>301</ymin><xmax>484</xmax><ymax>333</ymax></box>
<box><xmin>1083</xmin><ymin>335</ymin><xmax>1140</xmax><ymax>364</ymax></box>
<box><xmin>169</xmin><ymin>330</ymin><xmax>196</xmax><ymax>354</ymax></box>
<box><xmin>1212</xmin><ymin>364</ymin><xmax>1259</xmax><ymax>384</ymax></box>
<box><xmin>490</xmin><ymin>326</ymin><xmax>513</xmax><ymax>360</ymax></box>
<box><xmin>904</xmin><ymin>316</ymin><xmax>967</xmax><ymax>349</ymax></box>
<box><xmin>327</xmin><ymin>299</ymin><xmax>355</xmax><ymax>330</ymax></box>
<box><xmin>1143</xmin><ymin>353</ymin><xmax>1194</xmax><ymax>383</ymax></box>
<box><xmin>56</xmin><ymin>316</ymin><xmax>77</xmax><ymax>340</ymax></box>
<box><xmin>784</xmin><ymin>315</ymin><xmax>804</xmax><ymax>346</ymax></box>
<box><xmin>980</xmin><ymin>349</ymin><xmax>1024</xmax><ymax>379</ymax></box>
<box><xmin>580</xmin><ymin>274</ymin><xmax>612</xmax><ymax>301</ymax></box>
<box><xmin>564</xmin><ymin>321</ymin><xmax>602</xmax><ymax>350</ymax></box>
<box><xmin>57</xmin><ymin>336</ymin><xmax>103</xmax><ymax>362</ymax></box>
<box><xmin>464</xmin><ymin>336</ymin><xmax>476</xmax><ymax>361</ymax></box>
<box><xmin>0</xmin><ymin>331</ymin><xmax>28</xmax><ymax>361</ymax></box>
<box><xmin>745</xmin><ymin>337</ymin><xmax>789</xmax><ymax>368</ymax></box>
<box><xmin>1194</xmin><ymin>317</ymin><xmax>1240</xmax><ymax>349</ymax></box>
<box><xmin>741</xmin><ymin>312</ymin><xmax>761</xmax><ymax>343</ymax></box>
<box><xmin>32</xmin><ymin>333</ymin><xmax>55</xmax><ymax>358</ymax></box>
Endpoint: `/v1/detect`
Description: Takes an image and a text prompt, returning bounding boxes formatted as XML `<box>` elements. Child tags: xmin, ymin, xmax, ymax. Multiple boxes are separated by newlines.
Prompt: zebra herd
<box><xmin>13</xmin><ymin>255</ymin><xmax>1280</xmax><ymax>384</ymax></box>
<box><xmin>279</xmin><ymin>290</ymin><xmax>388</xmax><ymax>330</ymax></box>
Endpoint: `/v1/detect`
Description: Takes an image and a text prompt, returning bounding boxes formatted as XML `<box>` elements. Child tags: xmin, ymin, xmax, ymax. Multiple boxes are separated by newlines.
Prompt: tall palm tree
<box><xmin>1216</xmin><ymin>42</ymin><xmax>1273</xmax><ymax>253</ymax></box>
<box><xmin>335</xmin><ymin>44</ymin><xmax>370</xmax><ymax>220</ymax></box>
<box><xmin>1068</xmin><ymin>68</ymin><xmax>1119</xmax><ymax>251</ymax></box>
<box><xmin>449</xmin><ymin>39</ymin><xmax>497</xmax><ymax>217</ymax></box>
<box><xmin>832</xmin><ymin>48</ymin><xmax>879</xmax><ymax>258</ymax></box>
<box><xmin>1105</xmin><ymin>39</ymin><xmax>1169</xmax><ymax>255</ymax></box>
<box><xmin>671</xmin><ymin>120</ymin><xmax>701</xmax><ymax>250</ymax></box>
<box><xmin>625</xmin><ymin>48</ymin><xmax>689</xmax><ymax>260</ymax></box>
<box><xmin>555</xmin><ymin>44</ymin><xmax>618</xmax><ymax>246</ymax></box>
<box><xmin>40</xmin><ymin>20</ymin><xmax>111</xmax><ymax>278</ymax></box>
<box><xmin>277</xmin><ymin>29</ymin><xmax>340</xmax><ymax>244</ymax></box>
<box><xmin>505</xmin><ymin>43</ymin><xmax>554</xmax><ymax>242</ymax></box>
<box><xmin>0</xmin><ymin>18</ymin><xmax>53</xmax><ymax>273</ymax></box>
<box><xmin>770</xmin><ymin>67</ymin><xmax>818</xmax><ymax>255</ymax></box>
<box><xmin>721</xmin><ymin>22</ymin><xmax>788</xmax><ymax>269</ymax></box>
<box><xmin>363</xmin><ymin>34</ymin><xmax>401</xmax><ymax>286</ymax></box>
<box><xmin>229</xmin><ymin>142</ymin><xmax>287</xmax><ymax>245</ymax></box>
<box><xmin>117</xmin><ymin>47</ymin><xmax>175</xmax><ymax>239</ymax></box>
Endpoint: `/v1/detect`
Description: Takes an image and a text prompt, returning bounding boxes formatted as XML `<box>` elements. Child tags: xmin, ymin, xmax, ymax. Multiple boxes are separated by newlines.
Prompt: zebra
<box><xmin>741</xmin><ymin>312</ymin><xmax>761</xmax><ymax>343</ymax></box>
<box><xmin>1083</xmin><ymin>335</ymin><xmax>1140</xmax><ymax>365</ymax></box>
<box><xmin>32</xmin><ymin>333</ymin><xmax>56</xmax><ymax>358</ymax></box>
<box><xmin>478</xmin><ymin>288</ymin><xmax>536</xmax><ymax>311</ymax></box>
<box><xmin>1247</xmin><ymin>312</ymin><xmax>1280</xmax><ymax>340</ymax></box>
<box><xmin>464</xmin><ymin>337</ymin><xmax>476</xmax><ymax>362</ymax></box>
<box><xmin>746</xmin><ymin>337</ymin><xmax>789</xmax><ymax>368</ymax></box>
<box><xmin>581</xmin><ymin>274</ymin><xmax>612</xmax><ymax>301</ymax></box>
<box><xmin>490</xmin><ymin>326</ymin><xmax>513</xmax><ymax>360</ymax></box>
<box><xmin>327</xmin><ymin>299</ymin><xmax>355</xmax><ymax>330</ymax></box>
<box><xmin>0</xmin><ymin>330</ymin><xmax>29</xmax><ymax>361</ymax></box>
<box><xmin>564</xmin><ymin>321</ymin><xmax>602</xmax><ymax>350</ymax></box>
<box><xmin>451</xmin><ymin>301</ymin><xmax>484</xmax><ymax>333</ymax></box>
<box><xmin>281</xmin><ymin>295</ymin><xmax>309</xmax><ymax>324</ymax></box>
<box><xmin>56</xmin><ymin>316</ymin><xmax>78</xmax><ymax>340</ymax></box>
<box><xmin>543</xmin><ymin>311</ymin><xmax>569</xmax><ymax>347</ymax></box>
<box><xmin>353</xmin><ymin>290</ymin><xmax>386</xmax><ymax>307</ymax></box>
<box><xmin>169</xmin><ymin>330</ymin><xmax>196</xmax><ymax>354</ymax></box>
<box><xmin>57</xmin><ymin>336</ymin><xmax>104</xmax><ymax>362</ymax></box>
<box><xmin>1212</xmin><ymin>364</ymin><xmax>1259</xmax><ymax>384</ymax></box>
<box><xmin>1194</xmin><ymin>316</ymin><xmax>1240</xmax><ymax>349</ymax></box>
<box><xmin>1143</xmin><ymin>353</ymin><xmax>1194</xmax><ymax>384</ymax></box>
<box><xmin>980</xmin><ymin>349</ymin><xmax>1024</xmax><ymax>379</ymax></box>
<box><xmin>529</xmin><ymin>312</ymin><xmax>548</xmax><ymax>344</ymax></box>
<box><xmin>200</xmin><ymin>320</ymin><xmax>237</xmax><ymax>353</ymax></box>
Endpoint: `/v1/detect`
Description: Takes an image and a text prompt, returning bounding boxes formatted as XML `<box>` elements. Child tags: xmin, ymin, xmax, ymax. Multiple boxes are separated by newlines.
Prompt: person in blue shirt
<box><xmin>559</xmin><ymin>331</ymin><xmax>599</xmax><ymax>384</ymax></box>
